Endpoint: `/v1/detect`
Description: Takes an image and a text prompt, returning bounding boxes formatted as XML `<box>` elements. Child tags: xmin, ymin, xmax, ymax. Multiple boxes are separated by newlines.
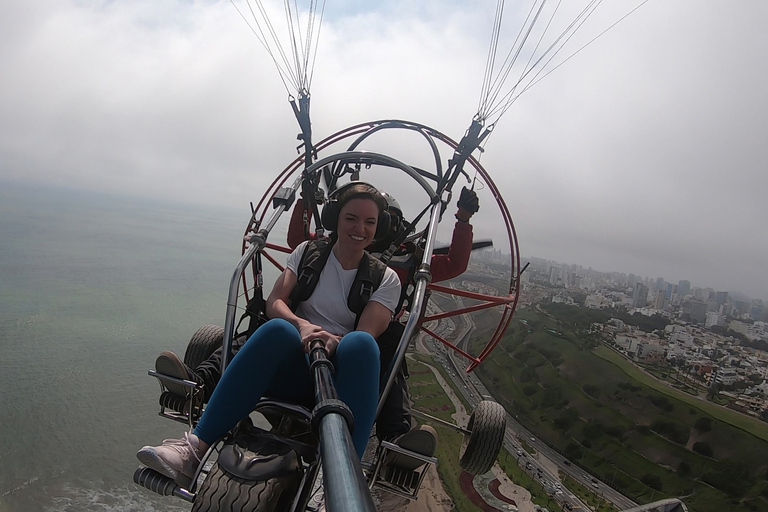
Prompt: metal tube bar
<box><xmin>376</xmin><ymin>201</ymin><xmax>442</xmax><ymax>420</ymax></box>
<box><xmin>221</xmin><ymin>174</ymin><xmax>304</xmax><ymax>371</ymax></box>
<box><xmin>418</xmin><ymin>325</ymin><xmax>481</xmax><ymax>365</ymax></box>
<box><xmin>428</xmin><ymin>283</ymin><xmax>515</xmax><ymax>303</ymax></box>
<box><xmin>411</xmin><ymin>409</ymin><xmax>471</xmax><ymax>435</ymax></box>
<box><xmin>310</xmin><ymin>344</ymin><xmax>376</xmax><ymax>512</ymax></box>
<box><xmin>424</xmin><ymin>300</ymin><xmax>512</xmax><ymax>322</ymax></box>
<box><xmin>319</xmin><ymin>413</ymin><xmax>376</xmax><ymax>512</ymax></box>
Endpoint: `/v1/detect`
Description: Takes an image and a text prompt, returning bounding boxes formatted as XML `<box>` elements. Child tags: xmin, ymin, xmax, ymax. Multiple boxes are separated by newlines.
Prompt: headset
<box><xmin>321</xmin><ymin>181</ymin><xmax>391</xmax><ymax>240</ymax></box>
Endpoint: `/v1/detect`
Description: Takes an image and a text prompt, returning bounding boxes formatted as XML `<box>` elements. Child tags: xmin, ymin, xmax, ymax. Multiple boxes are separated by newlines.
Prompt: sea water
<box><xmin>0</xmin><ymin>181</ymin><xmax>267</xmax><ymax>511</ymax></box>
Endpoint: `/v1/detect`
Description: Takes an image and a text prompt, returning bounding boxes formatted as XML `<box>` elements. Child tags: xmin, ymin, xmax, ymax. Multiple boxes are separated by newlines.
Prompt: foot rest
<box><xmin>150</xmin><ymin>369</ymin><xmax>205</xmax><ymax>427</ymax></box>
<box><xmin>369</xmin><ymin>441</ymin><xmax>436</xmax><ymax>500</ymax></box>
<box><xmin>133</xmin><ymin>466</ymin><xmax>194</xmax><ymax>502</ymax></box>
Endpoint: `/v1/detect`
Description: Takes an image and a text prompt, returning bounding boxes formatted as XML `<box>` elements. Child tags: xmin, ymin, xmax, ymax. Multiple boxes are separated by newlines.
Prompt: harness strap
<box><xmin>289</xmin><ymin>239</ymin><xmax>387</xmax><ymax>325</ymax></box>
<box><xmin>289</xmin><ymin>239</ymin><xmax>334</xmax><ymax>310</ymax></box>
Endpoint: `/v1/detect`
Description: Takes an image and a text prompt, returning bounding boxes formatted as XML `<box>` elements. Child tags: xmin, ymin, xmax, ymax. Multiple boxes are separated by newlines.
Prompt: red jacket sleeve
<box><xmin>287</xmin><ymin>201</ymin><xmax>315</xmax><ymax>250</ymax></box>
<box><xmin>430</xmin><ymin>221</ymin><xmax>473</xmax><ymax>283</ymax></box>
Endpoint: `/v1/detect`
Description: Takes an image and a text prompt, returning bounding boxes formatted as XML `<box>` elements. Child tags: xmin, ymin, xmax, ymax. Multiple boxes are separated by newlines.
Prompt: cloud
<box><xmin>1</xmin><ymin>0</ymin><xmax>766</xmax><ymax>300</ymax></box>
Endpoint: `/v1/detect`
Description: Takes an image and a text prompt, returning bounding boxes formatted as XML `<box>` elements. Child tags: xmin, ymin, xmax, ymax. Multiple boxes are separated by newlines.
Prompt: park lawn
<box><xmin>466</xmin><ymin>305</ymin><xmax>768</xmax><ymax>512</ymax></box>
<box><xmin>594</xmin><ymin>346</ymin><xmax>768</xmax><ymax>443</ymax></box>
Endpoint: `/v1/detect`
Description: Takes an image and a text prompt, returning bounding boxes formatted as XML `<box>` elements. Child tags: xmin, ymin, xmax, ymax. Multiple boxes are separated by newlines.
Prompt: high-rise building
<box><xmin>734</xmin><ymin>300</ymin><xmax>750</xmax><ymax>315</ymax></box>
<box><xmin>715</xmin><ymin>291</ymin><xmax>729</xmax><ymax>305</ymax></box>
<box><xmin>705</xmin><ymin>312</ymin><xmax>725</xmax><ymax>328</ymax></box>
<box><xmin>655</xmin><ymin>277</ymin><xmax>665</xmax><ymax>292</ymax></box>
<box><xmin>678</xmin><ymin>280</ymin><xmax>691</xmax><ymax>298</ymax></box>
<box><xmin>633</xmin><ymin>282</ymin><xmax>649</xmax><ymax>308</ymax></box>
<box><xmin>683</xmin><ymin>299</ymin><xmax>708</xmax><ymax>324</ymax></box>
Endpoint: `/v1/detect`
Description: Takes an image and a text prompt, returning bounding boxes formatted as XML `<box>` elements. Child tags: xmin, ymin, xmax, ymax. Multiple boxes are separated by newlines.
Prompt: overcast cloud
<box><xmin>1</xmin><ymin>1</ymin><xmax>766</xmax><ymax>301</ymax></box>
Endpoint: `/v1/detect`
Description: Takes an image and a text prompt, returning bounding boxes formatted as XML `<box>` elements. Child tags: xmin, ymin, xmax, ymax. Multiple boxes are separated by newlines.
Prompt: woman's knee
<box><xmin>336</xmin><ymin>331</ymin><xmax>379</xmax><ymax>365</ymax></box>
<box><xmin>239</xmin><ymin>318</ymin><xmax>301</xmax><ymax>358</ymax></box>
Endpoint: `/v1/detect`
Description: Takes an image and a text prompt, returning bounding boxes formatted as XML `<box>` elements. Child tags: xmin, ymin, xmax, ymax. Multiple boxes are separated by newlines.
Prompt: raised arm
<box><xmin>430</xmin><ymin>187</ymin><xmax>478</xmax><ymax>282</ymax></box>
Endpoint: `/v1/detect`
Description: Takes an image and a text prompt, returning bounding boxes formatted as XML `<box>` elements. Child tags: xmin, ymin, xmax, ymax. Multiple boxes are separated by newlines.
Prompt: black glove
<box><xmin>457</xmin><ymin>186</ymin><xmax>479</xmax><ymax>215</ymax></box>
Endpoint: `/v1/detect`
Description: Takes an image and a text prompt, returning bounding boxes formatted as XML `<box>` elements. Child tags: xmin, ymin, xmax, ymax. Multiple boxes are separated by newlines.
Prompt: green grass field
<box><xmin>466</xmin><ymin>304</ymin><xmax>768</xmax><ymax>512</ymax></box>
<box><xmin>594</xmin><ymin>346</ymin><xmax>768</xmax><ymax>442</ymax></box>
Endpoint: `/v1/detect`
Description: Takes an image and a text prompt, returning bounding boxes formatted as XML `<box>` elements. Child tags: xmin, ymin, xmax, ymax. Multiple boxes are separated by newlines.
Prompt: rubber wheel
<box><xmin>459</xmin><ymin>400</ymin><xmax>507</xmax><ymax>475</ymax></box>
<box><xmin>191</xmin><ymin>464</ymin><xmax>299</xmax><ymax>512</ymax></box>
<box><xmin>191</xmin><ymin>428</ymin><xmax>303</xmax><ymax>512</ymax></box>
<box><xmin>183</xmin><ymin>325</ymin><xmax>224</xmax><ymax>369</ymax></box>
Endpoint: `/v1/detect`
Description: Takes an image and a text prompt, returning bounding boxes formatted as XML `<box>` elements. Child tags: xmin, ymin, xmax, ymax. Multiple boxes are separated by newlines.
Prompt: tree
<box><xmin>707</xmin><ymin>382</ymin><xmax>720</xmax><ymax>400</ymax></box>
<box><xmin>702</xmin><ymin>459</ymin><xmax>755</xmax><ymax>497</ymax></box>
<box><xmin>583</xmin><ymin>384</ymin><xmax>601</xmax><ymax>399</ymax></box>
<box><xmin>554</xmin><ymin>408</ymin><xmax>579</xmax><ymax>431</ymax></box>
<box><xmin>563</xmin><ymin>442</ymin><xmax>584</xmax><ymax>460</ymax></box>
<box><xmin>603</xmin><ymin>425</ymin><xmax>625</xmax><ymax>439</ymax></box>
<box><xmin>694</xmin><ymin>417</ymin><xmax>713</xmax><ymax>433</ymax></box>
<box><xmin>520</xmin><ymin>367</ymin><xmax>537</xmax><ymax>383</ymax></box>
<box><xmin>692</xmin><ymin>441</ymin><xmax>713</xmax><ymax>457</ymax></box>
<box><xmin>641</xmin><ymin>473</ymin><xmax>663</xmax><ymax>491</ymax></box>
<box><xmin>650</xmin><ymin>420</ymin><xmax>689</xmax><ymax>445</ymax></box>
<box><xmin>583</xmin><ymin>421</ymin><xmax>604</xmax><ymax>441</ymax></box>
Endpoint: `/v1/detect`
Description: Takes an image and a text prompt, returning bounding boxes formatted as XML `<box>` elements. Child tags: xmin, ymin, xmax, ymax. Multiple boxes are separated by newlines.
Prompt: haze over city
<box><xmin>2</xmin><ymin>1</ymin><xmax>766</xmax><ymax>300</ymax></box>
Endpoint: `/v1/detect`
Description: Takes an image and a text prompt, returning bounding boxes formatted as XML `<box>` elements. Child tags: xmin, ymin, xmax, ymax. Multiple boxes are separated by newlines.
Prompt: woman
<box><xmin>137</xmin><ymin>183</ymin><xmax>401</xmax><ymax>484</ymax></box>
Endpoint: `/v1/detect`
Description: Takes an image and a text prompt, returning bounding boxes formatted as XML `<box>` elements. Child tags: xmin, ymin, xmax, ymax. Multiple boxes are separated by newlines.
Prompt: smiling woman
<box><xmin>136</xmin><ymin>180</ymin><xmax>402</xmax><ymax>495</ymax></box>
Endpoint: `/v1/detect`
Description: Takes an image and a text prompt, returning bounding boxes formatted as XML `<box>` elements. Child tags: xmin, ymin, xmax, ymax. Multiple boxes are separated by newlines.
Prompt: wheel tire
<box><xmin>184</xmin><ymin>325</ymin><xmax>224</xmax><ymax>369</ymax></box>
<box><xmin>192</xmin><ymin>429</ymin><xmax>303</xmax><ymax>512</ymax></box>
<box><xmin>459</xmin><ymin>400</ymin><xmax>507</xmax><ymax>475</ymax></box>
<box><xmin>191</xmin><ymin>464</ymin><xmax>297</xmax><ymax>512</ymax></box>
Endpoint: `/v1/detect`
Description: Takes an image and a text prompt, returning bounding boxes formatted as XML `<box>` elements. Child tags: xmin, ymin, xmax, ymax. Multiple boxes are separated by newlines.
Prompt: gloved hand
<box><xmin>456</xmin><ymin>186</ymin><xmax>479</xmax><ymax>221</ymax></box>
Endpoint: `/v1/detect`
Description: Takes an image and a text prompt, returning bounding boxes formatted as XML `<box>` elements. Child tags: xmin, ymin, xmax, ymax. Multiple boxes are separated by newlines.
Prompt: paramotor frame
<box><xmin>231</xmin><ymin>119</ymin><xmax>521</xmax><ymax>377</ymax></box>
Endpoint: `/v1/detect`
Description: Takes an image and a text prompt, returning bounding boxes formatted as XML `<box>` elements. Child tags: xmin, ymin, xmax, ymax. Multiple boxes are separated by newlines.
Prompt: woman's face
<box><xmin>336</xmin><ymin>198</ymin><xmax>379</xmax><ymax>251</ymax></box>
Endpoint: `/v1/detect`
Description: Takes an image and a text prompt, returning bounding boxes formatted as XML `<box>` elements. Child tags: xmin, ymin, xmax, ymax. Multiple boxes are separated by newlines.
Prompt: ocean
<box><xmin>0</xmin><ymin>181</ymin><xmax>261</xmax><ymax>511</ymax></box>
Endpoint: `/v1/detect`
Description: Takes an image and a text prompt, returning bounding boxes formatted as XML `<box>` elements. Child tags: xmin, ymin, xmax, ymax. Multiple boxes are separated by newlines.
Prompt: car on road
<box><xmin>563</xmin><ymin>459</ymin><xmax>571</xmax><ymax>466</ymax></box>
<box><xmin>591</xmin><ymin>478</ymin><xmax>599</xmax><ymax>489</ymax></box>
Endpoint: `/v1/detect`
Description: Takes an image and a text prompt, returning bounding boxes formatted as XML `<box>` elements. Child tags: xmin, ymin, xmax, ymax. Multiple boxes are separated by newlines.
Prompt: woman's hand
<box><xmin>301</xmin><ymin>329</ymin><xmax>341</xmax><ymax>356</ymax></box>
<box><xmin>298</xmin><ymin>321</ymin><xmax>324</xmax><ymax>341</ymax></box>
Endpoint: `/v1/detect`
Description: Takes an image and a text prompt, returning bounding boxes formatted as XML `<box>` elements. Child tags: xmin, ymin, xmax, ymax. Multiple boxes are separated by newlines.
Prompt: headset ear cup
<box><xmin>321</xmin><ymin>200</ymin><xmax>338</xmax><ymax>232</ymax></box>
<box><xmin>375</xmin><ymin>210</ymin><xmax>391</xmax><ymax>240</ymax></box>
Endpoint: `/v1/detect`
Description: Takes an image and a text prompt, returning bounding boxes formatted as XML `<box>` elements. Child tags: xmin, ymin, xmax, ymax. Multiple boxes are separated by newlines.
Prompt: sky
<box><xmin>2</xmin><ymin>1</ymin><xmax>767</xmax><ymax>301</ymax></box>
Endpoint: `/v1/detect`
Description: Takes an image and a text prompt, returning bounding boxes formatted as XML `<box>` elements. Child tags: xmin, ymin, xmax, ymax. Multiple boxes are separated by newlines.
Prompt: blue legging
<box><xmin>194</xmin><ymin>318</ymin><xmax>380</xmax><ymax>458</ymax></box>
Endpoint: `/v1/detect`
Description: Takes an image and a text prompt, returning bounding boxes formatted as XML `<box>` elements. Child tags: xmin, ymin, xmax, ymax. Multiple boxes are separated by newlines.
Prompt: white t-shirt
<box><xmin>286</xmin><ymin>241</ymin><xmax>401</xmax><ymax>336</ymax></box>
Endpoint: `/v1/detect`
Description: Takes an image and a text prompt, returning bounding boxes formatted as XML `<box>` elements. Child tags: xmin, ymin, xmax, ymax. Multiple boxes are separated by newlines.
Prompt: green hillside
<box><xmin>469</xmin><ymin>303</ymin><xmax>768</xmax><ymax>512</ymax></box>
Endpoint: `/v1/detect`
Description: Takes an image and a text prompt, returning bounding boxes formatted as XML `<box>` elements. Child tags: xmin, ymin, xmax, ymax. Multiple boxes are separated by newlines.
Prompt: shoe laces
<box><xmin>162</xmin><ymin>432</ymin><xmax>202</xmax><ymax>463</ymax></box>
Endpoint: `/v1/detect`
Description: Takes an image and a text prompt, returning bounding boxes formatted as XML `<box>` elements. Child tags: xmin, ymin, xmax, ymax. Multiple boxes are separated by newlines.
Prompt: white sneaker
<box><xmin>137</xmin><ymin>432</ymin><xmax>202</xmax><ymax>482</ymax></box>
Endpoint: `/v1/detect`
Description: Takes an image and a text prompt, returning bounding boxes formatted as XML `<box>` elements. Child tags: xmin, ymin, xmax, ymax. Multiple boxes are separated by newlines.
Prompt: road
<box><xmin>421</xmin><ymin>294</ymin><xmax>637</xmax><ymax>511</ymax></box>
